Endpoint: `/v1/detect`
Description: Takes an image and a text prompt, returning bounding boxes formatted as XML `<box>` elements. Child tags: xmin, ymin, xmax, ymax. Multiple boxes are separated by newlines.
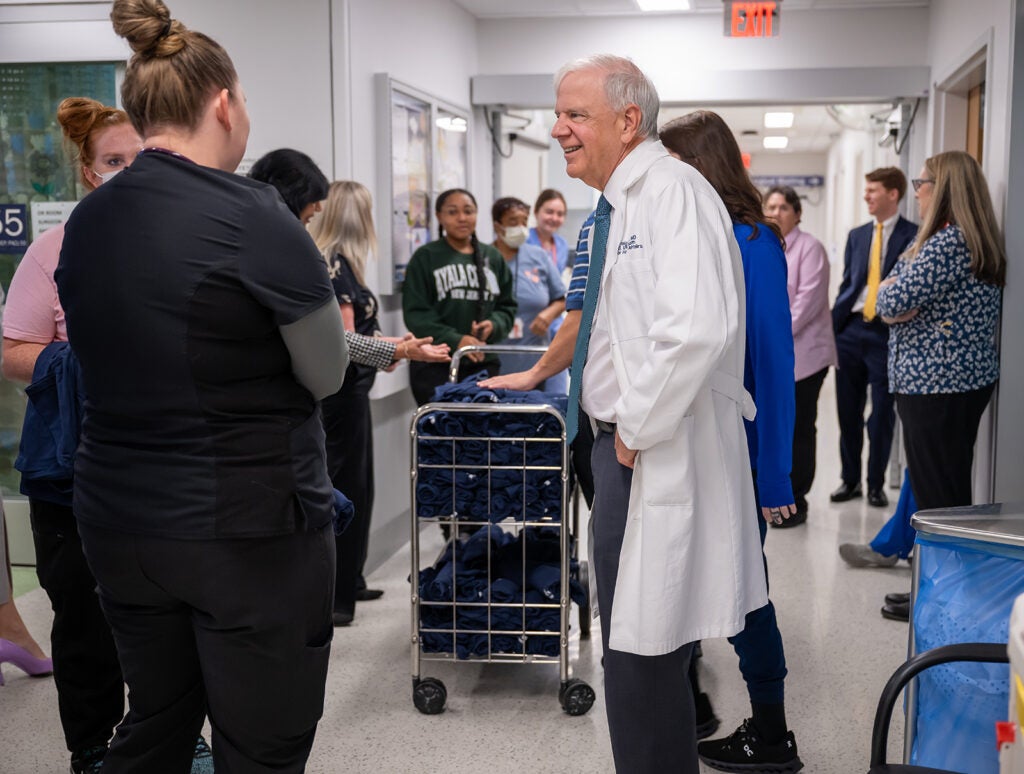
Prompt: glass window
<box><xmin>0</xmin><ymin>62</ymin><xmax>118</xmax><ymax>497</ymax></box>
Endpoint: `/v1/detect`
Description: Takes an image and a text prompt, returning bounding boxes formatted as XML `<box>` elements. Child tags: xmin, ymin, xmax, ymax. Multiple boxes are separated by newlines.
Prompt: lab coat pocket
<box><xmin>638</xmin><ymin>416</ymin><xmax>697</xmax><ymax>507</ymax></box>
<box><xmin>609</xmin><ymin>259</ymin><xmax>654</xmax><ymax>342</ymax></box>
<box><xmin>638</xmin><ymin>500</ymin><xmax>695</xmax><ymax>598</ymax></box>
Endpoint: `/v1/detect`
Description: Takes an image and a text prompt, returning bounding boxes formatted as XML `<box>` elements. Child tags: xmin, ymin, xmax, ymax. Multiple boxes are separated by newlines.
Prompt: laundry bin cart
<box><xmin>906</xmin><ymin>504</ymin><xmax>1024</xmax><ymax>773</ymax></box>
<box><xmin>408</xmin><ymin>347</ymin><xmax>594</xmax><ymax>716</ymax></box>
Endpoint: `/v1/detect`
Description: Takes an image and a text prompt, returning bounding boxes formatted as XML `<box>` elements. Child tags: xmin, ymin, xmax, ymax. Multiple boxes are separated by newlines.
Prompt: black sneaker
<box><xmin>697</xmin><ymin>719</ymin><xmax>803</xmax><ymax>772</ymax></box>
<box><xmin>70</xmin><ymin>745</ymin><xmax>106</xmax><ymax>774</ymax></box>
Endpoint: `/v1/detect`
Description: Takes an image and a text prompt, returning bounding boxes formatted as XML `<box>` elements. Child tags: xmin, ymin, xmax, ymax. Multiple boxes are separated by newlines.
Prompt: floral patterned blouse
<box><xmin>876</xmin><ymin>225</ymin><xmax>1001</xmax><ymax>394</ymax></box>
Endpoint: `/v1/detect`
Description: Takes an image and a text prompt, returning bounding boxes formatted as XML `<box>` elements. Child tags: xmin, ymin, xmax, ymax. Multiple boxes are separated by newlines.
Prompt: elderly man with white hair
<box><xmin>550</xmin><ymin>54</ymin><xmax>768</xmax><ymax>772</ymax></box>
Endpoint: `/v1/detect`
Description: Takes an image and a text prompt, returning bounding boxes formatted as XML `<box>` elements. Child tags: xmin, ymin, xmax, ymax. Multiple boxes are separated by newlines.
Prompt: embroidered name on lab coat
<box><xmin>617</xmin><ymin>235</ymin><xmax>644</xmax><ymax>255</ymax></box>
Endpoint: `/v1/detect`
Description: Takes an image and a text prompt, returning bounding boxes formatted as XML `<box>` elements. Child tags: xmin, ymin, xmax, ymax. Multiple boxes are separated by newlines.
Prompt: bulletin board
<box><xmin>374</xmin><ymin>74</ymin><xmax>469</xmax><ymax>294</ymax></box>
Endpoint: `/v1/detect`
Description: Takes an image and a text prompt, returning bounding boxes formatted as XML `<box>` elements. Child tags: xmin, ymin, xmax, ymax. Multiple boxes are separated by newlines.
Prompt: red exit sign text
<box><xmin>724</xmin><ymin>1</ymin><xmax>780</xmax><ymax>38</ymax></box>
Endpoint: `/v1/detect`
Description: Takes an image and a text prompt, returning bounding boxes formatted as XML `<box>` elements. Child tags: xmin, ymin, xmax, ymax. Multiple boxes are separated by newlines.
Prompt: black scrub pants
<box><xmin>30</xmin><ymin>499</ymin><xmax>124</xmax><ymax>755</ymax></box>
<box><xmin>591</xmin><ymin>429</ymin><xmax>698</xmax><ymax>773</ymax></box>
<box><xmin>322</xmin><ymin>387</ymin><xmax>374</xmax><ymax>616</ymax></box>
<box><xmin>79</xmin><ymin>521</ymin><xmax>335</xmax><ymax>774</ymax></box>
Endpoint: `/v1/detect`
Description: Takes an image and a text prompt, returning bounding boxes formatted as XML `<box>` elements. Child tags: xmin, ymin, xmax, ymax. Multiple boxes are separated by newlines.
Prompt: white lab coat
<box><xmin>594</xmin><ymin>140</ymin><xmax>768</xmax><ymax>656</ymax></box>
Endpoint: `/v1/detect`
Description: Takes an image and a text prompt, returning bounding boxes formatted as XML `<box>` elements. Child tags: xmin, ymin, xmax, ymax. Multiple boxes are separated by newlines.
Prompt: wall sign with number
<box><xmin>0</xmin><ymin>205</ymin><xmax>29</xmax><ymax>255</ymax></box>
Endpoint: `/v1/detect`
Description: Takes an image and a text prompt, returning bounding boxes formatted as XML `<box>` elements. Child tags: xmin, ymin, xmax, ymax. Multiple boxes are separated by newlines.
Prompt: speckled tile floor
<box><xmin>2</xmin><ymin>373</ymin><xmax>912</xmax><ymax>773</ymax></box>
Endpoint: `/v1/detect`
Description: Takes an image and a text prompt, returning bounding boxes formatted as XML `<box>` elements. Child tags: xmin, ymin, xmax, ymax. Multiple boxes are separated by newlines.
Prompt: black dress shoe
<box><xmin>355</xmin><ymin>588</ymin><xmax>384</xmax><ymax>601</ymax></box>
<box><xmin>885</xmin><ymin>591</ymin><xmax>911</xmax><ymax>605</ymax></box>
<box><xmin>867</xmin><ymin>487</ymin><xmax>889</xmax><ymax>507</ymax></box>
<box><xmin>880</xmin><ymin>601</ymin><xmax>910</xmax><ymax>622</ymax></box>
<box><xmin>830</xmin><ymin>482</ymin><xmax>863</xmax><ymax>502</ymax></box>
<box><xmin>332</xmin><ymin>610</ymin><xmax>354</xmax><ymax>627</ymax></box>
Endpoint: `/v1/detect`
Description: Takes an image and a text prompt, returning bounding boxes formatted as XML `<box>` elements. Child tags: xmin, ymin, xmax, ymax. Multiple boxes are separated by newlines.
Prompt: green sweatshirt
<box><xmin>402</xmin><ymin>239</ymin><xmax>517</xmax><ymax>361</ymax></box>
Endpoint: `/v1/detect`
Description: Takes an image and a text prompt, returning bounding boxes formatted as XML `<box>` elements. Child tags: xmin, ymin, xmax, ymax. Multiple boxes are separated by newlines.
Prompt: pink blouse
<box><xmin>784</xmin><ymin>227</ymin><xmax>837</xmax><ymax>381</ymax></box>
<box><xmin>3</xmin><ymin>222</ymin><xmax>67</xmax><ymax>344</ymax></box>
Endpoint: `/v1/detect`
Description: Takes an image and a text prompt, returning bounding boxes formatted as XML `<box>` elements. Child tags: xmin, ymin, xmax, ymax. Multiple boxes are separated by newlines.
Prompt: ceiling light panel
<box><xmin>636</xmin><ymin>0</ymin><xmax>692</xmax><ymax>11</ymax></box>
<box><xmin>763</xmin><ymin>136</ymin><xmax>789</xmax><ymax>149</ymax></box>
<box><xmin>764</xmin><ymin>111</ymin><xmax>794</xmax><ymax>129</ymax></box>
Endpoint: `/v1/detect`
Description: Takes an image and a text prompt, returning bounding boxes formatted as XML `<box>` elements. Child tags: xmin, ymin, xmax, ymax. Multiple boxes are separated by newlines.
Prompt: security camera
<box><xmin>878</xmin><ymin>121</ymin><xmax>899</xmax><ymax>148</ymax></box>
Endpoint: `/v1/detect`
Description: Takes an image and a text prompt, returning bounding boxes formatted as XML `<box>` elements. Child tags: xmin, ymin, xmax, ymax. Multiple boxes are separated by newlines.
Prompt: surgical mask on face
<box><xmin>500</xmin><ymin>224</ymin><xmax>528</xmax><ymax>249</ymax></box>
<box><xmin>93</xmin><ymin>168</ymin><xmax>122</xmax><ymax>184</ymax></box>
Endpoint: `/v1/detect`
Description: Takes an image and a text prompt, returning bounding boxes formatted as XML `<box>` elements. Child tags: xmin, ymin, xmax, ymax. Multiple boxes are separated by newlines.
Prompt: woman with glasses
<box><xmin>871</xmin><ymin>152</ymin><xmax>1005</xmax><ymax>621</ymax></box>
<box><xmin>878</xmin><ymin>155</ymin><xmax>1003</xmax><ymax>512</ymax></box>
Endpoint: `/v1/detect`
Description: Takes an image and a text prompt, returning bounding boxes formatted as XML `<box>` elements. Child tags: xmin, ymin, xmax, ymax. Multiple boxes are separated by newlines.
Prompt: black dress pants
<box><xmin>409</xmin><ymin>358</ymin><xmax>501</xmax><ymax>406</ymax></box>
<box><xmin>591</xmin><ymin>429</ymin><xmax>698</xmax><ymax>773</ymax></box>
<box><xmin>896</xmin><ymin>383</ymin><xmax>995</xmax><ymax>511</ymax></box>
<box><xmin>835</xmin><ymin>317</ymin><xmax>894</xmax><ymax>490</ymax></box>
<box><xmin>791</xmin><ymin>367</ymin><xmax>829</xmax><ymax>514</ymax></box>
<box><xmin>30</xmin><ymin>499</ymin><xmax>123</xmax><ymax>754</ymax></box>
<box><xmin>79</xmin><ymin>522</ymin><xmax>335</xmax><ymax>774</ymax></box>
<box><xmin>322</xmin><ymin>387</ymin><xmax>374</xmax><ymax>615</ymax></box>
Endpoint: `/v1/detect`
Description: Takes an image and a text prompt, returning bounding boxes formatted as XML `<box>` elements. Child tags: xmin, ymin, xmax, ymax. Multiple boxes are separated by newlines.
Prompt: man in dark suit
<box><xmin>831</xmin><ymin>167</ymin><xmax>917</xmax><ymax>508</ymax></box>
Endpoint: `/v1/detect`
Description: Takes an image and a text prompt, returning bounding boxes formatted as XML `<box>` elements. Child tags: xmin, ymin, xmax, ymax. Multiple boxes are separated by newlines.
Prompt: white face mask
<box><xmin>500</xmin><ymin>224</ymin><xmax>529</xmax><ymax>249</ymax></box>
<box><xmin>93</xmin><ymin>168</ymin><xmax>122</xmax><ymax>184</ymax></box>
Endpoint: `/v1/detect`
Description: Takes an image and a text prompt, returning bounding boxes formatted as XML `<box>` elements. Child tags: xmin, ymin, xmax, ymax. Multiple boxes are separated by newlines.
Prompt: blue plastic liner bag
<box><xmin>911</xmin><ymin>534</ymin><xmax>1024</xmax><ymax>773</ymax></box>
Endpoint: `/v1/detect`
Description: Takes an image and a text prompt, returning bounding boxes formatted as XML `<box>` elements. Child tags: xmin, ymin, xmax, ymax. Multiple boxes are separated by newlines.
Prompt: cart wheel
<box><xmin>559</xmin><ymin>678</ymin><xmax>596</xmax><ymax>716</ymax></box>
<box><xmin>578</xmin><ymin>561</ymin><xmax>591</xmax><ymax>639</ymax></box>
<box><xmin>412</xmin><ymin>677</ymin><xmax>447</xmax><ymax>715</ymax></box>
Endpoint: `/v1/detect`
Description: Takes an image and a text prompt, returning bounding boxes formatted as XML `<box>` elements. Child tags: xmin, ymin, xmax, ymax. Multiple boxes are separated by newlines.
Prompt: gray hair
<box><xmin>554</xmin><ymin>54</ymin><xmax>660</xmax><ymax>139</ymax></box>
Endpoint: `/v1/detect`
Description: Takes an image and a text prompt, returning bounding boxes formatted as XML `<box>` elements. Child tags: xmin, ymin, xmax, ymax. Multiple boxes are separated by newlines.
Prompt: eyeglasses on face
<box><xmin>911</xmin><ymin>178</ymin><xmax>935</xmax><ymax>192</ymax></box>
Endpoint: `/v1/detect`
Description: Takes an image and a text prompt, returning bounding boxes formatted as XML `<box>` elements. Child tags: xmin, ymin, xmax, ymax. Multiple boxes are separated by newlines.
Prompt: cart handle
<box><xmin>449</xmin><ymin>344</ymin><xmax>548</xmax><ymax>383</ymax></box>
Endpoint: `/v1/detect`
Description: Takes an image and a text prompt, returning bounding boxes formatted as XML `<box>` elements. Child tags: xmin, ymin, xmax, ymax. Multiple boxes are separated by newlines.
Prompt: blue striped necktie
<box><xmin>565</xmin><ymin>194</ymin><xmax>612</xmax><ymax>443</ymax></box>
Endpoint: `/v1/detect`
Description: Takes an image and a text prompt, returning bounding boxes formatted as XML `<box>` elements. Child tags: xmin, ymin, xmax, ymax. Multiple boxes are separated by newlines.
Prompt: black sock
<box><xmin>751</xmin><ymin>702</ymin><xmax>787</xmax><ymax>745</ymax></box>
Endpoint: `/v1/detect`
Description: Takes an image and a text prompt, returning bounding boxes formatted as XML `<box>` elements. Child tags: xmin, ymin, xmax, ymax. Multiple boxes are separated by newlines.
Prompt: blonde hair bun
<box><xmin>110</xmin><ymin>0</ymin><xmax>186</xmax><ymax>58</ymax></box>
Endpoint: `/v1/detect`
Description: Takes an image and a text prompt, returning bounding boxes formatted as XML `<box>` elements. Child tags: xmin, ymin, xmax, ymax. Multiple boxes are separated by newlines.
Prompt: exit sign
<box><xmin>724</xmin><ymin>1</ymin><xmax>780</xmax><ymax>38</ymax></box>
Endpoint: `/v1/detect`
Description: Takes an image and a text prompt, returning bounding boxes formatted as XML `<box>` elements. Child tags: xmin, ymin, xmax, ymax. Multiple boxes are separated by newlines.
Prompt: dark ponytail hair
<box><xmin>248</xmin><ymin>148</ymin><xmax>328</xmax><ymax>219</ymax></box>
<box><xmin>659</xmin><ymin>110</ymin><xmax>782</xmax><ymax>245</ymax></box>
<box><xmin>436</xmin><ymin>188</ymin><xmax>490</xmax><ymax>322</ymax></box>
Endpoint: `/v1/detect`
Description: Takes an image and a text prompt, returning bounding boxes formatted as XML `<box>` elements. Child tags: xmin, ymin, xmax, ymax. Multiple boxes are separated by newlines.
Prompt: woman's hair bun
<box><xmin>56</xmin><ymin>97</ymin><xmax>105</xmax><ymax>151</ymax></box>
<box><xmin>110</xmin><ymin>0</ymin><xmax>186</xmax><ymax>58</ymax></box>
<box><xmin>55</xmin><ymin>97</ymin><xmax>128</xmax><ymax>169</ymax></box>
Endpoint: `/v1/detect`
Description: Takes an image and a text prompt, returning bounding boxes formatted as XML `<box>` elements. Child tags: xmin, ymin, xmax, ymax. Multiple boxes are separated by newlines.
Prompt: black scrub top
<box><xmin>57</xmin><ymin>150</ymin><xmax>336</xmax><ymax>540</ymax></box>
<box><xmin>327</xmin><ymin>251</ymin><xmax>379</xmax><ymax>394</ymax></box>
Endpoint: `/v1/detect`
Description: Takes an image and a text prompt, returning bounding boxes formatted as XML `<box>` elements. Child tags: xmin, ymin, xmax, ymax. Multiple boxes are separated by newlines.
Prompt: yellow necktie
<box><xmin>863</xmin><ymin>222</ymin><xmax>883</xmax><ymax>321</ymax></box>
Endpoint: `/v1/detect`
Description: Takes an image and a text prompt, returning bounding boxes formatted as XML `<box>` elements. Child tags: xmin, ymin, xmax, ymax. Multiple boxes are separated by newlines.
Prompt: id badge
<box><xmin>511</xmin><ymin>316</ymin><xmax>524</xmax><ymax>339</ymax></box>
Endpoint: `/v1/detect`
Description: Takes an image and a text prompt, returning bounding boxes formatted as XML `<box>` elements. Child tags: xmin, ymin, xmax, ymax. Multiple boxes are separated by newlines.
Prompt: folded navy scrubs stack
<box><xmin>414</xmin><ymin>373</ymin><xmax>578</xmax><ymax>658</ymax></box>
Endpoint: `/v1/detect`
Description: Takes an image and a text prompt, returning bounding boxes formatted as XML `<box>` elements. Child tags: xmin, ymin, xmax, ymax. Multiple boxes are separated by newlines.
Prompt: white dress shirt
<box><xmin>852</xmin><ymin>212</ymin><xmax>900</xmax><ymax>313</ymax></box>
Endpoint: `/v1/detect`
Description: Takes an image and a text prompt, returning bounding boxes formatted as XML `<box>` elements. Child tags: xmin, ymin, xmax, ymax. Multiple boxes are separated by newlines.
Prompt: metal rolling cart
<box><xmin>408</xmin><ymin>346</ymin><xmax>594</xmax><ymax>716</ymax></box>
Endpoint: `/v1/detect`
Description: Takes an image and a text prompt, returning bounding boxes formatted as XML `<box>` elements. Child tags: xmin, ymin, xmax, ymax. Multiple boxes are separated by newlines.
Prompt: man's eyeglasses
<box><xmin>911</xmin><ymin>178</ymin><xmax>935</xmax><ymax>192</ymax></box>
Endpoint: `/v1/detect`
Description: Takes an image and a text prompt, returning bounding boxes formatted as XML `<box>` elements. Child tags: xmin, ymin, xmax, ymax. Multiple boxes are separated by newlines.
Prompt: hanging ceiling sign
<box><xmin>724</xmin><ymin>1</ymin><xmax>781</xmax><ymax>38</ymax></box>
<box><xmin>751</xmin><ymin>175</ymin><xmax>825</xmax><ymax>189</ymax></box>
